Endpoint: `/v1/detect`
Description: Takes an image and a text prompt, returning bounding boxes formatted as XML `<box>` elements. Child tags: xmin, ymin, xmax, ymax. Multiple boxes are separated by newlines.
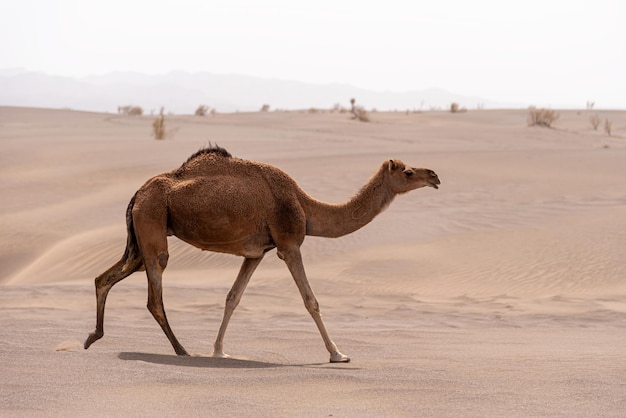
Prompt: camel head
<box><xmin>387</xmin><ymin>159</ymin><xmax>440</xmax><ymax>194</ymax></box>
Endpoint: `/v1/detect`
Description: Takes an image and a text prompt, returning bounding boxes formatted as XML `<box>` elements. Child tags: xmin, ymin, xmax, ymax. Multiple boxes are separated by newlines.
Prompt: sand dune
<box><xmin>1</xmin><ymin>106</ymin><xmax>626</xmax><ymax>416</ymax></box>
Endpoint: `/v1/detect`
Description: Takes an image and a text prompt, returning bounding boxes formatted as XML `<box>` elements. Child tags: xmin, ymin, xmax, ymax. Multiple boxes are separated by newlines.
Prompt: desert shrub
<box><xmin>349</xmin><ymin>98</ymin><xmax>370</xmax><ymax>122</ymax></box>
<box><xmin>604</xmin><ymin>118</ymin><xmax>612</xmax><ymax>136</ymax></box>
<box><xmin>118</xmin><ymin>105</ymin><xmax>143</xmax><ymax>116</ymax></box>
<box><xmin>450</xmin><ymin>102</ymin><xmax>467</xmax><ymax>113</ymax></box>
<box><xmin>589</xmin><ymin>114</ymin><xmax>601</xmax><ymax>130</ymax></box>
<box><xmin>260</xmin><ymin>104</ymin><xmax>270</xmax><ymax>112</ymax></box>
<box><xmin>352</xmin><ymin>106</ymin><xmax>370</xmax><ymax>122</ymax></box>
<box><xmin>210</xmin><ymin>108</ymin><xmax>217</xmax><ymax>117</ymax></box>
<box><xmin>195</xmin><ymin>105</ymin><xmax>209</xmax><ymax>116</ymax></box>
<box><xmin>527</xmin><ymin>107</ymin><xmax>559</xmax><ymax>128</ymax></box>
<box><xmin>152</xmin><ymin>107</ymin><xmax>166</xmax><ymax>140</ymax></box>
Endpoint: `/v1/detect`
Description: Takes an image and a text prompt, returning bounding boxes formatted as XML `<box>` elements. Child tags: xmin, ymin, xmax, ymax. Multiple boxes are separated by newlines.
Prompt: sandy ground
<box><xmin>1</xmin><ymin>106</ymin><xmax>626</xmax><ymax>416</ymax></box>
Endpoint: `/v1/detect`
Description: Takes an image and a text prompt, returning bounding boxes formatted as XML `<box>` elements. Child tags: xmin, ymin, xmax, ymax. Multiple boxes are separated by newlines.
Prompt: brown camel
<box><xmin>84</xmin><ymin>145</ymin><xmax>440</xmax><ymax>362</ymax></box>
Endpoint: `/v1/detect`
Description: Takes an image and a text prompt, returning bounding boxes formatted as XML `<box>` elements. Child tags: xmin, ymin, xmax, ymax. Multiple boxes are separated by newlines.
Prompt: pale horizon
<box><xmin>2</xmin><ymin>0</ymin><xmax>625</xmax><ymax>108</ymax></box>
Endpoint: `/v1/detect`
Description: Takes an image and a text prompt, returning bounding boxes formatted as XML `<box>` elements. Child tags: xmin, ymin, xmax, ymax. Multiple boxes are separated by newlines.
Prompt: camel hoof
<box><xmin>211</xmin><ymin>351</ymin><xmax>231</xmax><ymax>359</ymax></box>
<box><xmin>84</xmin><ymin>331</ymin><xmax>102</xmax><ymax>350</ymax></box>
<box><xmin>329</xmin><ymin>352</ymin><xmax>351</xmax><ymax>363</ymax></box>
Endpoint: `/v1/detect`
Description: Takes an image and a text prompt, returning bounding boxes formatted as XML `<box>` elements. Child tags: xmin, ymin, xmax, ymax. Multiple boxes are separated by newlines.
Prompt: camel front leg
<box><xmin>212</xmin><ymin>256</ymin><xmax>264</xmax><ymax>358</ymax></box>
<box><xmin>278</xmin><ymin>247</ymin><xmax>350</xmax><ymax>363</ymax></box>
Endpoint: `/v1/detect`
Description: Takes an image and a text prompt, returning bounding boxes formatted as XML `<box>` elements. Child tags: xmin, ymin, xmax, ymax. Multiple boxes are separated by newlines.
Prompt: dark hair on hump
<box><xmin>182</xmin><ymin>143</ymin><xmax>232</xmax><ymax>163</ymax></box>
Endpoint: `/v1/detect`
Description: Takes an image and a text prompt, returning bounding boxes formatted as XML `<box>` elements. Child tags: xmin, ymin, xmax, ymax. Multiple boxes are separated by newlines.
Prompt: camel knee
<box><xmin>94</xmin><ymin>257</ymin><xmax>140</xmax><ymax>290</ymax></box>
<box><xmin>158</xmin><ymin>252</ymin><xmax>169</xmax><ymax>270</ymax></box>
<box><xmin>303</xmin><ymin>296</ymin><xmax>320</xmax><ymax>315</ymax></box>
<box><xmin>94</xmin><ymin>269</ymin><xmax>115</xmax><ymax>289</ymax></box>
<box><xmin>94</xmin><ymin>275</ymin><xmax>107</xmax><ymax>289</ymax></box>
<box><xmin>225</xmin><ymin>279</ymin><xmax>249</xmax><ymax>307</ymax></box>
<box><xmin>225</xmin><ymin>290</ymin><xmax>241</xmax><ymax>310</ymax></box>
<box><xmin>94</xmin><ymin>275</ymin><xmax>115</xmax><ymax>295</ymax></box>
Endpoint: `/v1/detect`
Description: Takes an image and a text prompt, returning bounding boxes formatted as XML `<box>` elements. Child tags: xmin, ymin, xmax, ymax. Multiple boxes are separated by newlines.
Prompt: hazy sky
<box><xmin>2</xmin><ymin>0</ymin><xmax>625</xmax><ymax>108</ymax></box>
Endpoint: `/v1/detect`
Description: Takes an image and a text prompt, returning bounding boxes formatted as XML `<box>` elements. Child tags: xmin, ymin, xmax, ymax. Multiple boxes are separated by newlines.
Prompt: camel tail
<box><xmin>122</xmin><ymin>192</ymin><xmax>143</xmax><ymax>271</ymax></box>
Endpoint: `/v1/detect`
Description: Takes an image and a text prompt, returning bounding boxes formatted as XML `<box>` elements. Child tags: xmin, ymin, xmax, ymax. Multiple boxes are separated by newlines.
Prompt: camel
<box><xmin>84</xmin><ymin>145</ymin><xmax>440</xmax><ymax>362</ymax></box>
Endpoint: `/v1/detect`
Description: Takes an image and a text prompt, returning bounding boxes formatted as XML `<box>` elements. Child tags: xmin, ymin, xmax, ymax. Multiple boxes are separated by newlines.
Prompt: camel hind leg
<box><xmin>84</xmin><ymin>254</ymin><xmax>143</xmax><ymax>350</ymax></box>
<box><xmin>133</xmin><ymin>211</ymin><xmax>189</xmax><ymax>356</ymax></box>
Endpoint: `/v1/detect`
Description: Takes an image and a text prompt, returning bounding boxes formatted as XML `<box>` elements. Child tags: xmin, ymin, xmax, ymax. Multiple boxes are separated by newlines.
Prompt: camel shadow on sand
<box><xmin>118</xmin><ymin>352</ymin><xmax>358</xmax><ymax>370</ymax></box>
<box><xmin>118</xmin><ymin>352</ymin><xmax>284</xmax><ymax>369</ymax></box>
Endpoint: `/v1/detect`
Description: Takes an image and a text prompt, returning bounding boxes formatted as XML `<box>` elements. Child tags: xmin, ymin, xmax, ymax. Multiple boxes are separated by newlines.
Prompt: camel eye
<box><xmin>404</xmin><ymin>170</ymin><xmax>413</xmax><ymax>177</ymax></box>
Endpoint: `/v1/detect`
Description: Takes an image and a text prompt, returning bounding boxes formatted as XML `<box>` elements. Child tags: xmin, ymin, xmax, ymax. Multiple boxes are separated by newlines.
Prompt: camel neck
<box><xmin>302</xmin><ymin>166</ymin><xmax>395</xmax><ymax>238</ymax></box>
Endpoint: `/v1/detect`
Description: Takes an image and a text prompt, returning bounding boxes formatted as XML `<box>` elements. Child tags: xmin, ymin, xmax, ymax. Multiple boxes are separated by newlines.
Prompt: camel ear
<box><xmin>388</xmin><ymin>159</ymin><xmax>398</xmax><ymax>171</ymax></box>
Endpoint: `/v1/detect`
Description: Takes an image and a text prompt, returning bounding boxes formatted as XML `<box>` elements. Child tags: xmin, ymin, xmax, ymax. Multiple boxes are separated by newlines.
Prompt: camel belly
<box><xmin>166</xmin><ymin>176</ymin><xmax>275</xmax><ymax>257</ymax></box>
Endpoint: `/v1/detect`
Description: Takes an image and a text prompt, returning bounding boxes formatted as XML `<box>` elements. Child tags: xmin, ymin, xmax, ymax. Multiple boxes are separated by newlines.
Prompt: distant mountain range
<box><xmin>0</xmin><ymin>68</ymin><xmax>520</xmax><ymax>114</ymax></box>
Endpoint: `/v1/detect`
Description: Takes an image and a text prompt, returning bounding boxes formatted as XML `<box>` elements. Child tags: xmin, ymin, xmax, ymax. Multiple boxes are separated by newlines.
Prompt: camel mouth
<box><xmin>427</xmin><ymin>179</ymin><xmax>440</xmax><ymax>189</ymax></box>
<box><xmin>425</xmin><ymin>170</ymin><xmax>440</xmax><ymax>190</ymax></box>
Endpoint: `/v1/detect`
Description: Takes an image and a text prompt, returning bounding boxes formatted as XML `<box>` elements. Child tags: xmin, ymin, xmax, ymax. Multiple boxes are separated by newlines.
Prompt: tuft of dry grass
<box><xmin>589</xmin><ymin>114</ymin><xmax>601</xmax><ymax>130</ymax></box>
<box><xmin>152</xmin><ymin>107</ymin><xmax>166</xmax><ymax>140</ymax></box>
<box><xmin>527</xmin><ymin>106</ymin><xmax>559</xmax><ymax>128</ymax></box>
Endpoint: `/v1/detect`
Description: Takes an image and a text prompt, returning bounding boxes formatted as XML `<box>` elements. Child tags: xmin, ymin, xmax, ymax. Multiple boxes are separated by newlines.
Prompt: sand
<box><xmin>1</xmin><ymin>106</ymin><xmax>625</xmax><ymax>416</ymax></box>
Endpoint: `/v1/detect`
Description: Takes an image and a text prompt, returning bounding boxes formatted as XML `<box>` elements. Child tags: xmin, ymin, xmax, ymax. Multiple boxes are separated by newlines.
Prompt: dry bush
<box><xmin>195</xmin><ymin>105</ymin><xmax>209</xmax><ymax>116</ymax></box>
<box><xmin>604</xmin><ymin>118</ymin><xmax>612</xmax><ymax>136</ymax></box>
<box><xmin>352</xmin><ymin>106</ymin><xmax>370</xmax><ymax>122</ymax></box>
<box><xmin>589</xmin><ymin>114</ymin><xmax>601</xmax><ymax>130</ymax></box>
<box><xmin>118</xmin><ymin>105</ymin><xmax>143</xmax><ymax>116</ymax></box>
<box><xmin>527</xmin><ymin>106</ymin><xmax>559</xmax><ymax>128</ymax></box>
<box><xmin>450</xmin><ymin>102</ymin><xmax>467</xmax><ymax>113</ymax></box>
<box><xmin>210</xmin><ymin>108</ymin><xmax>217</xmax><ymax>117</ymax></box>
<box><xmin>349</xmin><ymin>98</ymin><xmax>370</xmax><ymax>122</ymax></box>
<box><xmin>260</xmin><ymin>104</ymin><xmax>270</xmax><ymax>112</ymax></box>
<box><xmin>152</xmin><ymin>107</ymin><xmax>166</xmax><ymax>140</ymax></box>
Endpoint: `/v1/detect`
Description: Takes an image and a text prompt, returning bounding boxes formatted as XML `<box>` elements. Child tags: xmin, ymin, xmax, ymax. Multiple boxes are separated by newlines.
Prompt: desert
<box><xmin>1</xmin><ymin>105</ymin><xmax>626</xmax><ymax>417</ymax></box>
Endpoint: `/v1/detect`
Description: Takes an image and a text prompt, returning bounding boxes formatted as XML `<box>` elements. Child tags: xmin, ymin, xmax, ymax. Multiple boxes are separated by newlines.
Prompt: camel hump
<box><xmin>175</xmin><ymin>144</ymin><xmax>232</xmax><ymax>174</ymax></box>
